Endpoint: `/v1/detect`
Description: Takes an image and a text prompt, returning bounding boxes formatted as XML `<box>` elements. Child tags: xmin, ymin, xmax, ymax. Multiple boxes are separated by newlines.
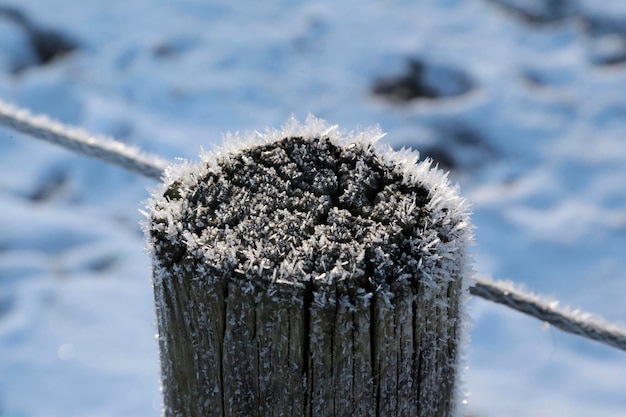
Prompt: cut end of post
<box><xmin>144</xmin><ymin>115</ymin><xmax>474</xmax><ymax>417</ymax></box>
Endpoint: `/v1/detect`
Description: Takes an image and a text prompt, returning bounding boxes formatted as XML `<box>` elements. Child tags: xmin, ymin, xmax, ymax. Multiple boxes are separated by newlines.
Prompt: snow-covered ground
<box><xmin>1</xmin><ymin>0</ymin><xmax>625</xmax><ymax>416</ymax></box>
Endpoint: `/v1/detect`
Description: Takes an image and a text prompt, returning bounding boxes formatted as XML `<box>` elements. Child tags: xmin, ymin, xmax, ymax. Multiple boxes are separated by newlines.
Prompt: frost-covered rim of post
<box><xmin>156</xmin><ymin>114</ymin><xmax>469</xmax><ymax>213</ymax></box>
<box><xmin>146</xmin><ymin>113</ymin><xmax>473</xmax><ymax>258</ymax></box>
<box><xmin>144</xmin><ymin>115</ymin><xmax>473</xmax><ymax>289</ymax></box>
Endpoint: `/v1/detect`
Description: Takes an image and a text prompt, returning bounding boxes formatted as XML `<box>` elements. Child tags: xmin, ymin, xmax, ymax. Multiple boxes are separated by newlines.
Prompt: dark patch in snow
<box><xmin>396</xmin><ymin>124</ymin><xmax>496</xmax><ymax>173</ymax></box>
<box><xmin>486</xmin><ymin>1</ymin><xmax>626</xmax><ymax>66</ymax></box>
<box><xmin>373</xmin><ymin>59</ymin><xmax>474</xmax><ymax>103</ymax></box>
<box><xmin>439</xmin><ymin>124</ymin><xmax>497</xmax><ymax>171</ymax></box>
<box><xmin>153</xmin><ymin>37</ymin><xmax>199</xmax><ymax>58</ymax></box>
<box><xmin>85</xmin><ymin>254</ymin><xmax>119</xmax><ymax>273</ymax></box>
<box><xmin>580</xmin><ymin>14</ymin><xmax>626</xmax><ymax>66</ymax></box>
<box><xmin>419</xmin><ymin>147</ymin><xmax>457</xmax><ymax>172</ymax></box>
<box><xmin>485</xmin><ymin>0</ymin><xmax>577</xmax><ymax>25</ymax></box>
<box><xmin>28</xmin><ymin>169</ymin><xmax>70</xmax><ymax>203</ymax></box>
<box><xmin>0</xmin><ymin>6</ymin><xmax>78</xmax><ymax>73</ymax></box>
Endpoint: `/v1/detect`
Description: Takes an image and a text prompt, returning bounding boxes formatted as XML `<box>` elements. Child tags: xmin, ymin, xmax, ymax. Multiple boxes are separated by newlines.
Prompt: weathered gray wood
<box><xmin>147</xmin><ymin>127</ymin><xmax>472</xmax><ymax>417</ymax></box>
<box><xmin>223</xmin><ymin>280</ymin><xmax>258</xmax><ymax>416</ymax></box>
<box><xmin>154</xmin><ymin>266</ymin><xmax>226</xmax><ymax>417</ymax></box>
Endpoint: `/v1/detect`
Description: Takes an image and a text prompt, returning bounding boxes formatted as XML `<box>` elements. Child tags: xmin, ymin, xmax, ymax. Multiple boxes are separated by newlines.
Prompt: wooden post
<box><xmin>146</xmin><ymin>119</ymin><xmax>473</xmax><ymax>417</ymax></box>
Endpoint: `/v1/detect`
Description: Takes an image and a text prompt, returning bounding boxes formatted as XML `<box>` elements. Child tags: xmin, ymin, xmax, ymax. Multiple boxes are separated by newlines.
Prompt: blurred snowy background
<box><xmin>1</xmin><ymin>0</ymin><xmax>626</xmax><ymax>416</ymax></box>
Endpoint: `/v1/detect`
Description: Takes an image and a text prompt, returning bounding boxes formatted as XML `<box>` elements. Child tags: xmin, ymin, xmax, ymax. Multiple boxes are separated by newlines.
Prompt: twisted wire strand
<box><xmin>471</xmin><ymin>278</ymin><xmax>626</xmax><ymax>352</ymax></box>
<box><xmin>0</xmin><ymin>100</ymin><xmax>167</xmax><ymax>180</ymax></box>
<box><xmin>2</xmin><ymin>98</ymin><xmax>626</xmax><ymax>353</ymax></box>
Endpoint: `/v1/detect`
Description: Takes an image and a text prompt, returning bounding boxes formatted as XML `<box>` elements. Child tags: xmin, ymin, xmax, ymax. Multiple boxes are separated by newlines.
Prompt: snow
<box><xmin>1</xmin><ymin>0</ymin><xmax>626</xmax><ymax>416</ymax></box>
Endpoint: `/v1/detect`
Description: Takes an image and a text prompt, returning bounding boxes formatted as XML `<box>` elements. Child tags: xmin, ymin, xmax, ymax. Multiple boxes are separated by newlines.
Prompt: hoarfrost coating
<box><xmin>145</xmin><ymin>116</ymin><xmax>473</xmax><ymax>291</ymax></box>
<box><xmin>144</xmin><ymin>117</ymin><xmax>475</xmax><ymax>416</ymax></box>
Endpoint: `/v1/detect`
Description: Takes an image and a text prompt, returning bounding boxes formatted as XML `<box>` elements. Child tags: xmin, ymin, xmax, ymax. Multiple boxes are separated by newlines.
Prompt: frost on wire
<box><xmin>0</xmin><ymin>99</ymin><xmax>167</xmax><ymax>179</ymax></box>
<box><xmin>145</xmin><ymin>116</ymin><xmax>473</xmax><ymax>417</ymax></box>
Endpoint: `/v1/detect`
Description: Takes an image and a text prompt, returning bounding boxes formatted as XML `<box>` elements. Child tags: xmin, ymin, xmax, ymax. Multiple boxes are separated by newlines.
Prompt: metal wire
<box><xmin>0</xmin><ymin>100</ymin><xmax>167</xmax><ymax>180</ymax></box>
<box><xmin>471</xmin><ymin>278</ymin><xmax>626</xmax><ymax>352</ymax></box>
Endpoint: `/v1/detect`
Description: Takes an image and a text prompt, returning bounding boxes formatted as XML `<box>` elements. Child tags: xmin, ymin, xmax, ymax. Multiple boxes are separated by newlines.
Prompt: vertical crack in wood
<box><xmin>303</xmin><ymin>277</ymin><xmax>313</xmax><ymax>417</ymax></box>
<box><xmin>220</xmin><ymin>280</ymin><xmax>228</xmax><ymax>417</ymax></box>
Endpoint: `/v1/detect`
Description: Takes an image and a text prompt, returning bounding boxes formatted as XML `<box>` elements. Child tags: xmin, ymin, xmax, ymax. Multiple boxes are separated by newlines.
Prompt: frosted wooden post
<box><xmin>145</xmin><ymin>118</ymin><xmax>473</xmax><ymax>417</ymax></box>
